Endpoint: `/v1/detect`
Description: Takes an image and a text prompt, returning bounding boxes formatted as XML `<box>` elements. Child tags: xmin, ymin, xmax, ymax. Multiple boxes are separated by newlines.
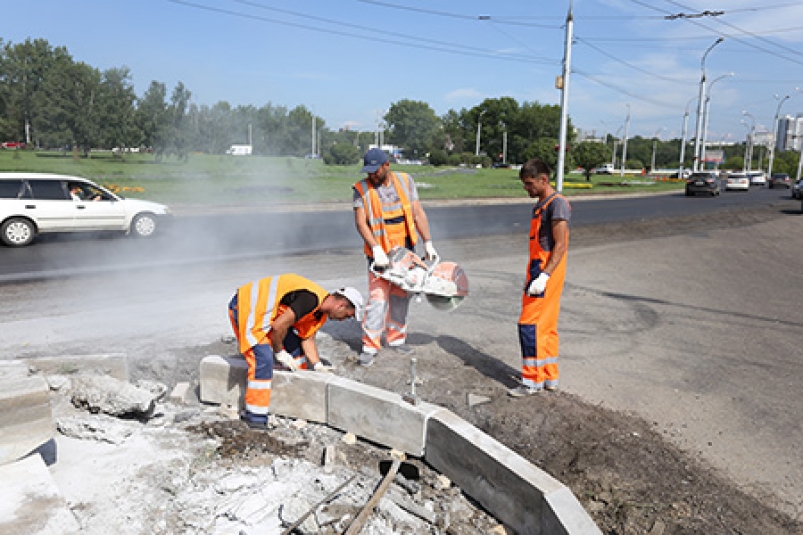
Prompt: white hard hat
<box><xmin>334</xmin><ymin>287</ymin><xmax>364</xmax><ymax>320</ymax></box>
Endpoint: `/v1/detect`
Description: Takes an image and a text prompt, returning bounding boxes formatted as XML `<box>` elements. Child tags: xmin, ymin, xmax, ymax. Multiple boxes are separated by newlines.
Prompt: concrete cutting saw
<box><xmin>370</xmin><ymin>246</ymin><xmax>469</xmax><ymax>311</ymax></box>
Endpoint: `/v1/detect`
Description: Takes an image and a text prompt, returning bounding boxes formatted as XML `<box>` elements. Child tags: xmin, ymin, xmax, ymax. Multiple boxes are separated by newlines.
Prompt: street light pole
<box><xmin>692</xmin><ymin>37</ymin><xmax>724</xmax><ymax>173</ymax></box>
<box><xmin>612</xmin><ymin>125</ymin><xmax>623</xmax><ymax>166</ymax></box>
<box><xmin>768</xmin><ymin>93</ymin><xmax>791</xmax><ymax>178</ymax></box>
<box><xmin>475</xmin><ymin>110</ymin><xmax>485</xmax><ymax>157</ymax></box>
<box><xmin>679</xmin><ymin>96</ymin><xmax>696</xmax><ymax>177</ymax></box>
<box><xmin>620</xmin><ymin>103</ymin><xmax>630</xmax><ymax>178</ymax></box>
<box><xmin>651</xmin><ymin>128</ymin><xmax>664</xmax><ymax>173</ymax></box>
<box><xmin>742</xmin><ymin>111</ymin><xmax>756</xmax><ymax>173</ymax></box>
<box><xmin>700</xmin><ymin>72</ymin><xmax>734</xmax><ymax>171</ymax></box>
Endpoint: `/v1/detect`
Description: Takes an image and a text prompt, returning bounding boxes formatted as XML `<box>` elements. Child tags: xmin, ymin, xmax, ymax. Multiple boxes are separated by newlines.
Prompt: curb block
<box><xmin>199</xmin><ymin>355</ymin><xmax>601</xmax><ymax>533</ymax></box>
<box><xmin>0</xmin><ymin>362</ymin><xmax>54</xmax><ymax>466</ymax></box>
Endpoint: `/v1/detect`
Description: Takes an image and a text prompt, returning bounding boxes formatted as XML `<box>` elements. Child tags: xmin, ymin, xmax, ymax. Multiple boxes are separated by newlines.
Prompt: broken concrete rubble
<box><xmin>69</xmin><ymin>374</ymin><xmax>158</xmax><ymax>418</ymax></box>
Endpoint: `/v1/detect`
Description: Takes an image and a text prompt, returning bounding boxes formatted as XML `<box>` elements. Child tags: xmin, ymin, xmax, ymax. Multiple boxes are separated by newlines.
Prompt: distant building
<box><xmin>777</xmin><ymin>114</ymin><xmax>803</xmax><ymax>152</ymax></box>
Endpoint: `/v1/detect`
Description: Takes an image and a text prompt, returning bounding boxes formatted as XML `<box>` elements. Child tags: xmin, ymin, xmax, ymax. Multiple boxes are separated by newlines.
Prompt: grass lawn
<box><xmin>0</xmin><ymin>149</ymin><xmax>684</xmax><ymax>206</ymax></box>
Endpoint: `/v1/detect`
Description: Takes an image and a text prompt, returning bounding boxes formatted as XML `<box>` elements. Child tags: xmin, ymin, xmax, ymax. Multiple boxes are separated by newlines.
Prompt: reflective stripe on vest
<box><xmin>236</xmin><ymin>273</ymin><xmax>329</xmax><ymax>354</ymax></box>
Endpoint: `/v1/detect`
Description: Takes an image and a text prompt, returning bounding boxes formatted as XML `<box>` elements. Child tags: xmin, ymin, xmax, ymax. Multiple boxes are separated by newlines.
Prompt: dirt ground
<box><xmin>152</xmin><ymin>202</ymin><xmax>802</xmax><ymax>535</ymax></box>
<box><xmin>5</xmin><ymin>198</ymin><xmax>803</xmax><ymax>534</ymax></box>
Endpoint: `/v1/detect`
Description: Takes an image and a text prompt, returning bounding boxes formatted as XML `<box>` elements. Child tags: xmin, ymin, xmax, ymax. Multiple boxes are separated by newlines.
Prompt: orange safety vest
<box><xmin>353</xmin><ymin>171</ymin><xmax>418</xmax><ymax>256</ymax></box>
<box><xmin>235</xmin><ymin>273</ymin><xmax>329</xmax><ymax>354</ymax></box>
<box><xmin>528</xmin><ymin>193</ymin><xmax>570</xmax><ymax>277</ymax></box>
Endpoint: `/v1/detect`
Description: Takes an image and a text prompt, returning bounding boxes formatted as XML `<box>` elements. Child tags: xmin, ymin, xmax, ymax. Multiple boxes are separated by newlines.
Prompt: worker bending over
<box><xmin>228</xmin><ymin>274</ymin><xmax>363</xmax><ymax>429</ymax></box>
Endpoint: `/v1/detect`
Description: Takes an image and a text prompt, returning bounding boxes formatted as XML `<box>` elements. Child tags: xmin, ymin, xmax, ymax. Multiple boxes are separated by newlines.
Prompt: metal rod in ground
<box><xmin>343</xmin><ymin>459</ymin><xmax>401</xmax><ymax>535</ymax></box>
<box><xmin>410</xmin><ymin>358</ymin><xmax>417</xmax><ymax>397</ymax></box>
<box><xmin>281</xmin><ymin>474</ymin><xmax>356</xmax><ymax>535</ymax></box>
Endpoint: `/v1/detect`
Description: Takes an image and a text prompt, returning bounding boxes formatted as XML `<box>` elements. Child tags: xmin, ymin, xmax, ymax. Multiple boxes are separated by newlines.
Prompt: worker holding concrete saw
<box><xmin>228</xmin><ymin>274</ymin><xmax>364</xmax><ymax>429</ymax></box>
<box><xmin>509</xmin><ymin>158</ymin><xmax>571</xmax><ymax>397</ymax></box>
<box><xmin>353</xmin><ymin>148</ymin><xmax>438</xmax><ymax>367</ymax></box>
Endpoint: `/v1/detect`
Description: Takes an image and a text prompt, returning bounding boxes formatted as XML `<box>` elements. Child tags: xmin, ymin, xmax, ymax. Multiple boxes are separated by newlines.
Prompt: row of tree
<box><xmin>0</xmin><ymin>38</ymin><xmax>574</xmax><ymax>164</ymax></box>
<box><xmin>1</xmin><ymin>38</ymin><xmax>800</xmax><ymax>177</ymax></box>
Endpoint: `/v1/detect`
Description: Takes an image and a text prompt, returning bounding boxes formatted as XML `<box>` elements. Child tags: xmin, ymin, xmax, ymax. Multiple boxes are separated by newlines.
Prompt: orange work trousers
<box><xmin>518</xmin><ymin>247</ymin><xmax>567</xmax><ymax>390</ymax></box>
<box><xmin>361</xmin><ymin>270</ymin><xmax>410</xmax><ymax>354</ymax></box>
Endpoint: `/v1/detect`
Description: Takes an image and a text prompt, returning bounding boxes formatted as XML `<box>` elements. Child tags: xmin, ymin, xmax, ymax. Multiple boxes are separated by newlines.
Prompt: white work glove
<box><xmin>371</xmin><ymin>245</ymin><xmax>390</xmax><ymax>268</ymax></box>
<box><xmin>527</xmin><ymin>273</ymin><xmax>550</xmax><ymax>296</ymax></box>
<box><xmin>313</xmin><ymin>361</ymin><xmax>334</xmax><ymax>373</ymax></box>
<box><xmin>275</xmin><ymin>350</ymin><xmax>299</xmax><ymax>372</ymax></box>
<box><xmin>424</xmin><ymin>240</ymin><xmax>439</xmax><ymax>262</ymax></box>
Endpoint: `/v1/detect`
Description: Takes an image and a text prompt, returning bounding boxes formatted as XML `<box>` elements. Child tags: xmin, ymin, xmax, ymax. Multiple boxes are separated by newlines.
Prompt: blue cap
<box><xmin>361</xmin><ymin>148</ymin><xmax>389</xmax><ymax>173</ymax></box>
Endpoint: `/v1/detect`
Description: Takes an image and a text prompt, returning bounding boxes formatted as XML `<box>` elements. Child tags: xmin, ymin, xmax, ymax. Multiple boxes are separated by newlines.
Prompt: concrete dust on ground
<box><xmin>2</xmin><ymin>201</ymin><xmax>803</xmax><ymax>534</ymax></box>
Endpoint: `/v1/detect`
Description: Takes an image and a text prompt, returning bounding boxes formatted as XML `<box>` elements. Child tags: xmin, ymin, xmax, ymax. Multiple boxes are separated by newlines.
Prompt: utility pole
<box><xmin>692</xmin><ymin>37</ymin><xmax>724</xmax><ymax>172</ymax></box>
<box><xmin>475</xmin><ymin>110</ymin><xmax>485</xmax><ymax>157</ymax></box>
<box><xmin>768</xmin><ymin>93</ymin><xmax>791</xmax><ymax>177</ymax></box>
<box><xmin>679</xmin><ymin>97</ymin><xmax>696</xmax><ymax>177</ymax></box>
<box><xmin>555</xmin><ymin>1</ymin><xmax>574</xmax><ymax>192</ymax></box>
<box><xmin>311</xmin><ymin>113</ymin><xmax>316</xmax><ymax>156</ymax></box>
<box><xmin>620</xmin><ymin>104</ymin><xmax>630</xmax><ymax>178</ymax></box>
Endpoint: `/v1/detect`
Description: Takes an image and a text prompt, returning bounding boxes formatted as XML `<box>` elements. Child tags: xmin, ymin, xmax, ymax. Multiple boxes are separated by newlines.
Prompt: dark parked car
<box><xmin>768</xmin><ymin>173</ymin><xmax>791</xmax><ymax>189</ymax></box>
<box><xmin>685</xmin><ymin>172</ymin><xmax>721</xmax><ymax>197</ymax></box>
<box><xmin>791</xmin><ymin>179</ymin><xmax>803</xmax><ymax>199</ymax></box>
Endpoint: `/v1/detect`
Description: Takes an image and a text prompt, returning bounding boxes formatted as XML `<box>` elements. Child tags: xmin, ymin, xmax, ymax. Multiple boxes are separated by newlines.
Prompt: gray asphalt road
<box><xmin>1</xmin><ymin>188</ymin><xmax>801</xmax><ymax>517</ymax></box>
<box><xmin>0</xmin><ymin>186</ymin><xmax>795</xmax><ymax>281</ymax></box>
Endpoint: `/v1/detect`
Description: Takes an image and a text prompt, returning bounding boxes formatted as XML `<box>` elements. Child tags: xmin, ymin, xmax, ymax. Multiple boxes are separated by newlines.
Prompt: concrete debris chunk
<box><xmin>70</xmin><ymin>375</ymin><xmax>157</xmax><ymax>418</ymax></box>
<box><xmin>280</xmin><ymin>497</ymin><xmax>319</xmax><ymax>534</ymax></box>
<box><xmin>435</xmin><ymin>474</ymin><xmax>452</xmax><ymax>490</ymax></box>
<box><xmin>169</xmin><ymin>382</ymin><xmax>195</xmax><ymax>404</ymax></box>
<box><xmin>135</xmin><ymin>379</ymin><xmax>168</xmax><ymax>401</ymax></box>
<box><xmin>56</xmin><ymin>416</ymin><xmax>134</xmax><ymax>445</ymax></box>
<box><xmin>488</xmin><ymin>525</ymin><xmax>514</xmax><ymax>535</ymax></box>
<box><xmin>291</xmin><ymin>418</ymin><xmax>308</xmax><ymax>430</ymax></box>
<box><xmin>45</xmin><ymin>374</ymin><xmax>70</xmax><ymax>391</ymax></box>
<box><xmin>323</xmin><ymin>444</ymin><xmax>336</xmax><ymax>474</ymax></box>
<box><xmin>387</xmin><ymin>487</ymin><xmax>437</xmax><ymax>524</ymax></box>
<box><xmin>341</xmin><ymin>432</ymin><xmax>357</xmax><ymax>445</ymax></box>
<box><xmin>389</xmin><ymin>448</ymin><xmax>406</xmax><ymax>461</ymax></box>
<box><xmin>467</xmin><ymin>393</ymin><xmax>491</xmax><ymax>408</ymax></box>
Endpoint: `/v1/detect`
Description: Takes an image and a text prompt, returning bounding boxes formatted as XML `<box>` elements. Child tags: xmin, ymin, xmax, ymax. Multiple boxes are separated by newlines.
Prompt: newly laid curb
<box><xmin>200</xmin><ymin>354</ymin><xmax>601</xmax><ymax>534</ymax></box>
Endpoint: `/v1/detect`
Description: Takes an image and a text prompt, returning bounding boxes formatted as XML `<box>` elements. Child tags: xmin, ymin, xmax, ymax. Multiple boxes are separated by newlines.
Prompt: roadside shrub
<box><xmin>428</xmin><ymin>149</ymin><xmax>448</xmax><ymax>166</ymax></box>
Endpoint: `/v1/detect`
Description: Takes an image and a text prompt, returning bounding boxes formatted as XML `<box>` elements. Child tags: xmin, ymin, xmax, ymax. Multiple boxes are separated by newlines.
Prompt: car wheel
<box><xmin>1</xmin><ymin>217</ymin><xmax>36</xmax><ymax>247</ymax></box>
<box><xmin>131</xmin><ymin>213</ymin><xmax>157</xmax><ymax>238</ymax></box>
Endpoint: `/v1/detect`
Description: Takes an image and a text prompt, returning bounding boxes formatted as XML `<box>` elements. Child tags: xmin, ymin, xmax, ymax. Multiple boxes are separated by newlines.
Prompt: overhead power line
<box><xmin>627</xmin><ymin>0</ymin><xmax>803</xmax><ymax>67</ymax></box>
<box><xmin>357</xmin><ymin>0</ymin><xmax>562</xmax><ymax>28</ymax></box>
<box><xmin>168</xmin><ymin>0</ymin><xmax>558</xmax><ymax>65</ymax></box>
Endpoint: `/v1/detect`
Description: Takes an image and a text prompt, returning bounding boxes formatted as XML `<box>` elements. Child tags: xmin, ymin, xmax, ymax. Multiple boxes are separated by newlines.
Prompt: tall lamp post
<box><xmin>768</xmin><ymin>93</ymin><xmax>791</xmax><ymax>178</ymax></box>
<box><xmin>620</xmin><ymin>103</ymin><xmax>630</xmax><ymax>178</ymax></box>
<box><xmin>679</xmin><ymin>96</ymin><xmax>697</xmax><ymax>177</ymax></box>
<box><xmin>611</xmin><ymin>125</ymin><xmax>623</xmax><ymax>166</ymax></box>
<box><xmin>651</xmin><ymin>127</ymin><xmax>664</xmax><ymax>173</ymax></box>
<box><xmin>475</xmin><ymin>110</ymin><xmax>486</xmax><ymax>157</ymax></box>
<box><xmin>692</xmin><ymin>37</ymin><xmax>724</xmax><ymax>172</ymax></box>
<box><xmin>700</xmin><ymin>72</ymin><xmax>734</xmax><ymax>170</ymax></box>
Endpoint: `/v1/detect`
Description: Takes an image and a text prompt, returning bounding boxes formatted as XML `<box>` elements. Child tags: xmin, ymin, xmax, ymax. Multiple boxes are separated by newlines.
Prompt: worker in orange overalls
<box><xmin>352</xmin><ymin>148</ymin><xmax>438</xmax><ymax>367</ymax></box>
<box><xmin>509</xmin><ymin>158</ymin><xmax>571</xmax><ymax>397</ymax></box>
<box><xmin>228</xmin><ymin>274</ymin><xmax>363</xmax><ymax>429</ymax></box>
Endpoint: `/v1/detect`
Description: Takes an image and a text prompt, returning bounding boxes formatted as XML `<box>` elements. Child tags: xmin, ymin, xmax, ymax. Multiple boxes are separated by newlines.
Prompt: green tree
<box><xmin>96</xmin><ymin>67</ymin><xmax>138</xmax><ymax>151</ymax></box>
<box><xmin>324</xmin><ymin>142</ymin><xmax>360</xmax><ymax>165</ymax></box>
<box><xmin>385</xmin><ymin>99</ymin><xmax>440</xmax><ymax>158</ymax></box>
<box><xmin>136</xmin><ymin>81</ymin><xmax>168</xmax><ymax>153</ymax></box>
<box><xmin>427</xmin><ymin>149</ymin><xmax>448</xmax><ymax>166</ymax></box>
<box><xmin>522</xmin><ymin>138</ymin><xmax>559</xmax><ymax>172</ymax></box>
<box><xmin>573</xmin><ymin>141</ymin><xmax>611</xmax><ymax>180</ymax></box>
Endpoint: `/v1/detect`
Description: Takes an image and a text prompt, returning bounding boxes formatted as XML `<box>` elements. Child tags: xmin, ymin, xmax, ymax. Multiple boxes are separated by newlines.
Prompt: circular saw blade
<box><xmin>426</xmin><ymin>294</ymin><xmax>465</xmax><ymax>312</ymax></box>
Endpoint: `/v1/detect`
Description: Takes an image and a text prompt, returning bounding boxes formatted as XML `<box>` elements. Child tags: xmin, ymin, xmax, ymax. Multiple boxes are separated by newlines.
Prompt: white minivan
<box><xmin>0</xmin><ymin>173</ymin><xmax>171</xmax><ymax>247</ymax></box>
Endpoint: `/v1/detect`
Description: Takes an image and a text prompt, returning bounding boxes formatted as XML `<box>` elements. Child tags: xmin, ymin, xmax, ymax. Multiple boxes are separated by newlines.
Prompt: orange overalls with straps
<box><xmin>353</xmin><ymin>172</ymin><xmax>418</xmax><ymax>353</ymax></box>
<box><xmin>518</xmin><ymin>193</ymin><xmax>570</xmax><ymax>390</ymax></box>
<box><xmin>228</xmin><ymin>274</ymin><xmax>329</xmax><ymax>420</ymax></box>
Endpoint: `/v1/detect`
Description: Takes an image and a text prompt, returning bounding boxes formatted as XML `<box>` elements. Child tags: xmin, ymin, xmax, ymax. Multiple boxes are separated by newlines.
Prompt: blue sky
<box><xmin>4</xmin><ymin>0</ymin><xmax>803</xmax><ymax>143</ymax></box>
